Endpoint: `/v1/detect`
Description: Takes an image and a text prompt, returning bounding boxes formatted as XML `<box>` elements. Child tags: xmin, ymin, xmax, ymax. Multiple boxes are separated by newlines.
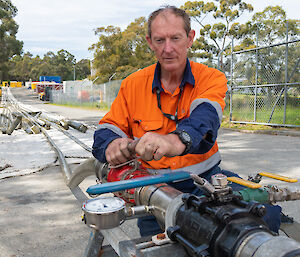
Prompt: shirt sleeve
<box><xmin>176</xmin><ymin>102</ymin><xmax>220</xmax><ymax>154</ymax></box>
<box><xmin>92</xmin><ymin>128</ymin><xmax>121</xmax><ymax>163</ymax></box>
<box><xmin>176</xmin><ymin>68</ymin><xmax>227</xmax><ymax>154</ymax></box>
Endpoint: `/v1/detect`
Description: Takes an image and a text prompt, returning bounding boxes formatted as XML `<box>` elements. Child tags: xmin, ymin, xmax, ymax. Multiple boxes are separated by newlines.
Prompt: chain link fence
<box><xmin>224</xmin><ymin>30</ymin><xmax>300</xmax><ymax>128</ymax></box>
<box><xmin>49</xmin><ymin>25</ymin><xmax>299</xmax><ymax>128</ymax></box>
<box><xmin>50</xmin><ymin>79</ymin><xmax>122</xmax><ymax>109</ymax></box>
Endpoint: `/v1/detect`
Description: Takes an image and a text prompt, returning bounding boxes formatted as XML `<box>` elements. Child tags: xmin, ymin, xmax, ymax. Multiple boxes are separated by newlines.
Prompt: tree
<box><xmin>76</xmin><ymin>59</ymin><xmax>91</xmax><ymax>80</ymax></box>
<box><xmin>234</xmin><ymin>6</ymin><xmax>300</xmax><ymax>86</ymax></box>
<box><xmin>90</xmin><ymin>17</ymin><xmax>155</xmax><ymax>82</ymax></box>
<box><xmin>0</xmin><ymin>0</ymin><xmax>23</xmax><ymax>80</ymax></box>
<box><xmin>8</xmin><ymin>50</ymin><xmax>90</xmax><ymax>81</ymax></box>
<box><xmin>51</xmin><ymin>49</ymin><xmax>76</xmax><ymax>80</ymax></box>
<box><xmin>251</xmin><ymin>6</ymin><xmax>299</xmax><ymax>46</ymax></box>
<box><xmin>181</xmin><ymin>0</ymin><xmax>253</xmax><ymax>68</ymax></box>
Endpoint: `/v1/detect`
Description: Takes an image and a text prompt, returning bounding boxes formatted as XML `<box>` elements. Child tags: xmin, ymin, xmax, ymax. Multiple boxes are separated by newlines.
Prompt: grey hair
<box><xmin>147</xmin><ymin>5</ymin><xmax>191</xmax><ymax>38</ymax></box>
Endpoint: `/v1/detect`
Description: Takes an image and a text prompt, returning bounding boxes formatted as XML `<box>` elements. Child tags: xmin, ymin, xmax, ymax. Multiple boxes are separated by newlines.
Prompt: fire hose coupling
<box><xmin>125</xmin><ymin>205</ymin><xmax>154</xmax><ymax>217</ymax></box>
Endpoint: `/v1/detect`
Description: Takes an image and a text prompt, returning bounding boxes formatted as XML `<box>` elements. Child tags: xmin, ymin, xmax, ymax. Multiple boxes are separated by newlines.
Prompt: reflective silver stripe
<box><xmin>147</xmin><ymin>151</ymin><xmax>221</xmax><ymax>176</ymax></box>
<box><xmin>190</xmin><ymin>98</ymin><xmax>223</xmax><ymax>124</ymax></box>
<box><xmin>96</xmin><ymin>123</ymin><xmax>128</xmax><ymax>138</ymax></box>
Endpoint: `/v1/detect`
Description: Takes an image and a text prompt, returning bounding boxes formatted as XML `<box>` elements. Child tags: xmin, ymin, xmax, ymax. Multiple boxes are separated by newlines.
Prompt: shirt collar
<box><xmin>152</xmin><ymin>58</ymin><xmax>195</xmax><ymax>93</ymax></box>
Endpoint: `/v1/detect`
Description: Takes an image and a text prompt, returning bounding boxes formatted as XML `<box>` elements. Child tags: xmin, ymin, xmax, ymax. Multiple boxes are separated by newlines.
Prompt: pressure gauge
<box><xmin>82</xmin><ymin>197</ymin><xmax>126</xmax><ymax>230</ymax></box>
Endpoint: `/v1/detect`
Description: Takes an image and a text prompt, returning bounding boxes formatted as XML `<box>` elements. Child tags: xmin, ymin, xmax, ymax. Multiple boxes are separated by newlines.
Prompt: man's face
<box><xmin>147</xmin><ymin>12</ymin><xmax>195</xmax><ymax>73</ymax></box>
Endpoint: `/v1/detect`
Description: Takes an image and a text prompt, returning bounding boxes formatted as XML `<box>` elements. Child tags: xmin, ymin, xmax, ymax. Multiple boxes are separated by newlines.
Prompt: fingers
<box><xmin>143</xmin><ymin>143</ymin><xmax>159</xmax><ymax>161</ymax></box>
<box><xmin>135</xmin><ymin>132</ymin><xmax>186</xmax><ymax>162</ymax></box>
<box><xmin>105</xmin><ymin>138</ymin><xmax>134</xmax><ymax>166</ymax></box>
<box><xmin>153</xmin><ymin>149</ymin><xmax>164</xmax><ymax>160</ymax></box>
<box><xmin>135</xmin><ymin>133</ymin><xmax>167</xmax><ymax>161</ymax></box>
<box><xmin>105</xmin><ymin>132</ymin><xmax>184</xmax><ymax>165</ymax></box>
<box><xmin>127</xmin><ymin>138</ymin><xmax>140</xmax><ymax>154</ymax></box>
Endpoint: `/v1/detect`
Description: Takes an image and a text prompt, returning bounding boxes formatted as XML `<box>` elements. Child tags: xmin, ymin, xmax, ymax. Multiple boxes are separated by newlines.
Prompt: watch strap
<box><xmin>170</xmin><ymin>130</ymin><xmax>192</xmax><ymax>156</ymax></box>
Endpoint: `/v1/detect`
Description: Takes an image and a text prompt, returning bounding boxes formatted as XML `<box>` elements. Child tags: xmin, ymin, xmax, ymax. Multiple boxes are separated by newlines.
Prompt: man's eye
<box><xmin>156</xmin><ymin>39</ymin><xmax>164</xmax><ymax>43</ymax></box>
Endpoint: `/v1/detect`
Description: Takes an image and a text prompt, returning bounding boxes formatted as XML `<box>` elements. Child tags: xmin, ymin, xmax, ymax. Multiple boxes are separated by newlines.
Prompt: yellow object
<box><xmin>31</xmin><ymin>82</ymin><xmax>38</xmax><ymax>90</ymax></box>
<box><xmin>227</xmin><ymin>177</ymin><xmax>262</xmax><ymax>189</ymax></box>
<box><xmin>258</xmin><ymin>172</ymin><xmax>298</xmax><ymax>183</ymax></box>
<box><xmin>2</xmin><ymin>81</ymin><xmax>9</xmax><ymax>87</ymax></box>
<box><xmin>10</xmin><ymin>81</ymin><xmax>22</xmax><ymax>87</ymax></box>
<box><xmin>39</xmin><ymin>92</ymin><xmax>45</xmax><ymax>101</ymax></box>
<box><xmin>0</xmin><ymin>87</ymin><xmax>2</xmax><ymax>97</ymax></box>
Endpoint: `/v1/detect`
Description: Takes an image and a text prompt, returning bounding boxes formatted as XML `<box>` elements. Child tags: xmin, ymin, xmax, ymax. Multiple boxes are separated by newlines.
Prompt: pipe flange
<box><xmin>165</xmin><ymin>194</ymin><xmax>184</xmax><ymax>230</ymax></box>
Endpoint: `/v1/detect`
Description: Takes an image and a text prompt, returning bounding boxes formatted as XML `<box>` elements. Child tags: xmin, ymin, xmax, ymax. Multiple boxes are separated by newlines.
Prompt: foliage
<box><xmin>0</xmin><ymin>0</ymin><xmax>23</xmax><ymax>80</ymax></box>
<box><xmin>232</xmin><ymin>6</ymin><xmax>300</xmax><ymax>94</ymax></box>
<box><xmin>181</xmin><ymin>0</ymin><xmax>253</xmax><ymax>67</ymax></box>
<box><xmin>8</xmin><ymin>50</ymin><xmax>90</xmax><ymax>81</ymax></box>
<box><xmin>76</xmin><ymin>59</ymin><xmax>91</xmax><ymax>80</ymax></box>
<box><xmin>251</xmin><ymin>6</ymin><xmax>300</xmax><ymax>45</ymax></box>
<box><xmin>90</xmin><ymin>17</ymin><xmax>156</xmax><ymax>83</ymax></box>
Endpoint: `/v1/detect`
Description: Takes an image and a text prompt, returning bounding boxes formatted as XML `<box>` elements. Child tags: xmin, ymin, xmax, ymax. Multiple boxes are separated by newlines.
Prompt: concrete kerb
<box><xmin>221</xmin><ymin>127</ymin><xmax>300</xmax><ymax>137</ymax></box>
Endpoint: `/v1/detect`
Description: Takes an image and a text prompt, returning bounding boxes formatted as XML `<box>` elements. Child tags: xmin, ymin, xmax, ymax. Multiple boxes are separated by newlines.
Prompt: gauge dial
<box><xmin>82</xmin><ymin>197</ymin><xmax>125</xmax><ymax>214</ymax></box>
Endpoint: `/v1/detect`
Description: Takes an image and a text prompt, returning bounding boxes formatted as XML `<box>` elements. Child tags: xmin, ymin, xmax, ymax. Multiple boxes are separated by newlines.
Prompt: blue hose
<box><xmin>86</xmin><ymin>171</ymin><xmax>191</xmax><ymax>195</ymax></box>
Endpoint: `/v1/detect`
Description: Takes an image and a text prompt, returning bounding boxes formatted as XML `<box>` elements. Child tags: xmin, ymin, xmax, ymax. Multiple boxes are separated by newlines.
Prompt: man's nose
<box><xmin>163</xmin><ymin>39</ymin><xmax>173</xmax><ymax>53</ymax></box>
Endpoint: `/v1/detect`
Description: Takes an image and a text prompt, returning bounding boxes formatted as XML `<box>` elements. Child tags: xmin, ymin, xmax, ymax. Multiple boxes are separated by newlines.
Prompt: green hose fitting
<box><xmin>235</xmin><ymin>188</ymin><xmax>269</xmax><ymax>203</ymax></box>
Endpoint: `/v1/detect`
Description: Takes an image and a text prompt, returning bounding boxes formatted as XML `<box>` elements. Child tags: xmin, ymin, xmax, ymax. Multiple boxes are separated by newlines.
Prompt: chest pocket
<box><xmin>132</xmin><ymin>117</ymin><xmax>164</xmax><ymax>138</ymax></box>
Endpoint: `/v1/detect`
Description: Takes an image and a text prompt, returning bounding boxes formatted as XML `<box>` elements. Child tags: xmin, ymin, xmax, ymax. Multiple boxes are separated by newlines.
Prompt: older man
<box><xmin>92</xmin><ymin>6</ymin><xmax>281</xmax><ymax>236</ymax></box>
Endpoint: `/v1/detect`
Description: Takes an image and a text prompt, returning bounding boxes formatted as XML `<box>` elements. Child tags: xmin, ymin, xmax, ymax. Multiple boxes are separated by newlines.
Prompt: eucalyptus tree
<box><xmin>0</xmin><ymin>0</ymin><xmax>23</xmax><ymax>80</ymax></box>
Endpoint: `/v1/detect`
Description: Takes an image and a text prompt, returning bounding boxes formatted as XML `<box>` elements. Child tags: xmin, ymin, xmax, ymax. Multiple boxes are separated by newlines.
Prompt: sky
<box><xmin>12</xmin><ymin>0</ymin><xmax>300</xmax><ymax>61</ymax></box>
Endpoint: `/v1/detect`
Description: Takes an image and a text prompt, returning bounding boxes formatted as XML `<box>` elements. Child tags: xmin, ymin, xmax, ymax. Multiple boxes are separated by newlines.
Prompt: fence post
<box><xmin>229</xmin><ymin>39</ymin><xmax>234</xmax><ymax>122</ymax></box>
<box><xmin>283</xmin><ymin>21</ymin><xmax>289</xmax><ymax>124</ymax></box>
<box><xmin>254</xmin><ymin>29</ymin><xmax>259</xmax><ymax>122</ymax></box>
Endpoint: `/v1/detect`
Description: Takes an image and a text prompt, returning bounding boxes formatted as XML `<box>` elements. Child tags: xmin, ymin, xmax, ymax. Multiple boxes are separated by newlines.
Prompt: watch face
<box><xmin>181</xmin><ymin>131</ymin><xmax>191</xmax><ymax>143</ymax></box>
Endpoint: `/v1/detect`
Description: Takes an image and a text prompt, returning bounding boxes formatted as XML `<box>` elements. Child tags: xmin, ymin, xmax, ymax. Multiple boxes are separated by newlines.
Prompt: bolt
<box><xmin>157</xmin><ymin>233</ymin><xmax>166</xmax><ymax>240</ymax></box>
<box><xmin>254</xmin><ymin>204</ymin><xmax>266</xmax><ymax>217</ymax></box>
<box><xmin>211</xmin><ymin>174</ymin><xmax>228</xmax><ymax>188</ymax></box>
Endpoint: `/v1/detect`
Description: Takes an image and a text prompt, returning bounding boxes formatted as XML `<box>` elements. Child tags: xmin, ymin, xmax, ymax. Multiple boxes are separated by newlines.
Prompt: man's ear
<box><xmin>187</xmin><ymin>29</ymin><xmax>195</xmax><ymax>48</ymax></box>
<box><xmin>146</xmin><ymin>35</ymin><xmax>154</xmax><ymax>51</ymax></box>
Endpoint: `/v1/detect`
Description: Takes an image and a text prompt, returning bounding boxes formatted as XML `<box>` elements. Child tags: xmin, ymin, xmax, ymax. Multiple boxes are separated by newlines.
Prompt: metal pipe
<box><xmin>135</xmin><ymin>184</ymin><xmax>182</xmax><ymax>226</ymax></box>
<box><xmin>231</xmin><ymin>82</ymin><xmax>300</xmax><ymax>88</ymax></box>
<box><xmin>235</xmin><ymin>231</ymin><xmax>300</xmax><ymax>257</ymax></box>
<box><xmin>6</xmin><ymin>113</ymin><xmax>22</xmax><ymax>135</ymax></box>
<box><xmin>66</xmin><ymin>120</ymin><xmax>88</xmax><ymax>133</ymax></box>
<box><xmin>233</xmin><ymin>38</ymin><xmax>300</xmax><ymax>55</ymax></box>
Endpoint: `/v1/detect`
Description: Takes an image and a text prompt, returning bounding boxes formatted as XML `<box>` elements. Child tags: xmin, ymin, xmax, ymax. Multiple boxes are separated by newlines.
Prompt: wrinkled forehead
<box><xmin>151</xmin><ymin>10</ymin><xmax>186</xmax><ymax>33</ymax></box>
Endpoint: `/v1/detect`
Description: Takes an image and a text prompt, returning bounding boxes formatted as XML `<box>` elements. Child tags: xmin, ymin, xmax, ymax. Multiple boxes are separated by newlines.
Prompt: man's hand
<box><xmin>105</xmin><ymin>138</ymin><xmax>135</xmax><ymax>166</ymax></box>
<box><xmin>135</xmin><ymin>132</ymin><xmax>186</xmax><ymax>161</ymax></box>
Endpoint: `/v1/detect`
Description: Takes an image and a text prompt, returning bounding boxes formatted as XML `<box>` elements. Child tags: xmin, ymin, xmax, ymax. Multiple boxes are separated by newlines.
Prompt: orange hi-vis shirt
<box><xmin>97</xmin><ymin>60</ymin><xmax>228</xmax><ymax>174</ymax></box>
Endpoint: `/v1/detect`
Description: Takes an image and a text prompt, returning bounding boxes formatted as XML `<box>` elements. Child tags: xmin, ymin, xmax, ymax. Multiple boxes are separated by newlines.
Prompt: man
<box><xmin>92</xmin><ymin>5</ymin><xmax>281</xmax><ymax>236</ymax></box>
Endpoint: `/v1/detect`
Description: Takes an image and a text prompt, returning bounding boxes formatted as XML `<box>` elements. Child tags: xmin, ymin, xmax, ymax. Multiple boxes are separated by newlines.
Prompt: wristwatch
<box><xmin>170</xmin><ymin>130</ymin><xmax>192</xmax><ymax>155</ymax></box>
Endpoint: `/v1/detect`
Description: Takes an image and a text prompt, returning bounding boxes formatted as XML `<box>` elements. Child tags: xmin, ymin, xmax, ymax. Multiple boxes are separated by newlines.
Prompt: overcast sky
<box><xmin>12</xmin><ymin>0</ymin><xmax>300</xmax><ymax>61</ymax></box>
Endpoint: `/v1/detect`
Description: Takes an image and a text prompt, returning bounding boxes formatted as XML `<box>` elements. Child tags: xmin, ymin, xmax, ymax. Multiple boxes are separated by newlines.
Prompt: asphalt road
<box><xmin>1</xmin><ymin>87</ymin><xmax>300</xmax><ymax>257</ymax></box>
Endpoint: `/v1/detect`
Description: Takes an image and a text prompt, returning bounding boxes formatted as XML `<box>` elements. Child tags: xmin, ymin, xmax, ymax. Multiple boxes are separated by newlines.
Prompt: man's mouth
<box><xmin>163</xmin><ymin>57</ymin><xmax>176</xmax><ymax>61</ymax></box>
